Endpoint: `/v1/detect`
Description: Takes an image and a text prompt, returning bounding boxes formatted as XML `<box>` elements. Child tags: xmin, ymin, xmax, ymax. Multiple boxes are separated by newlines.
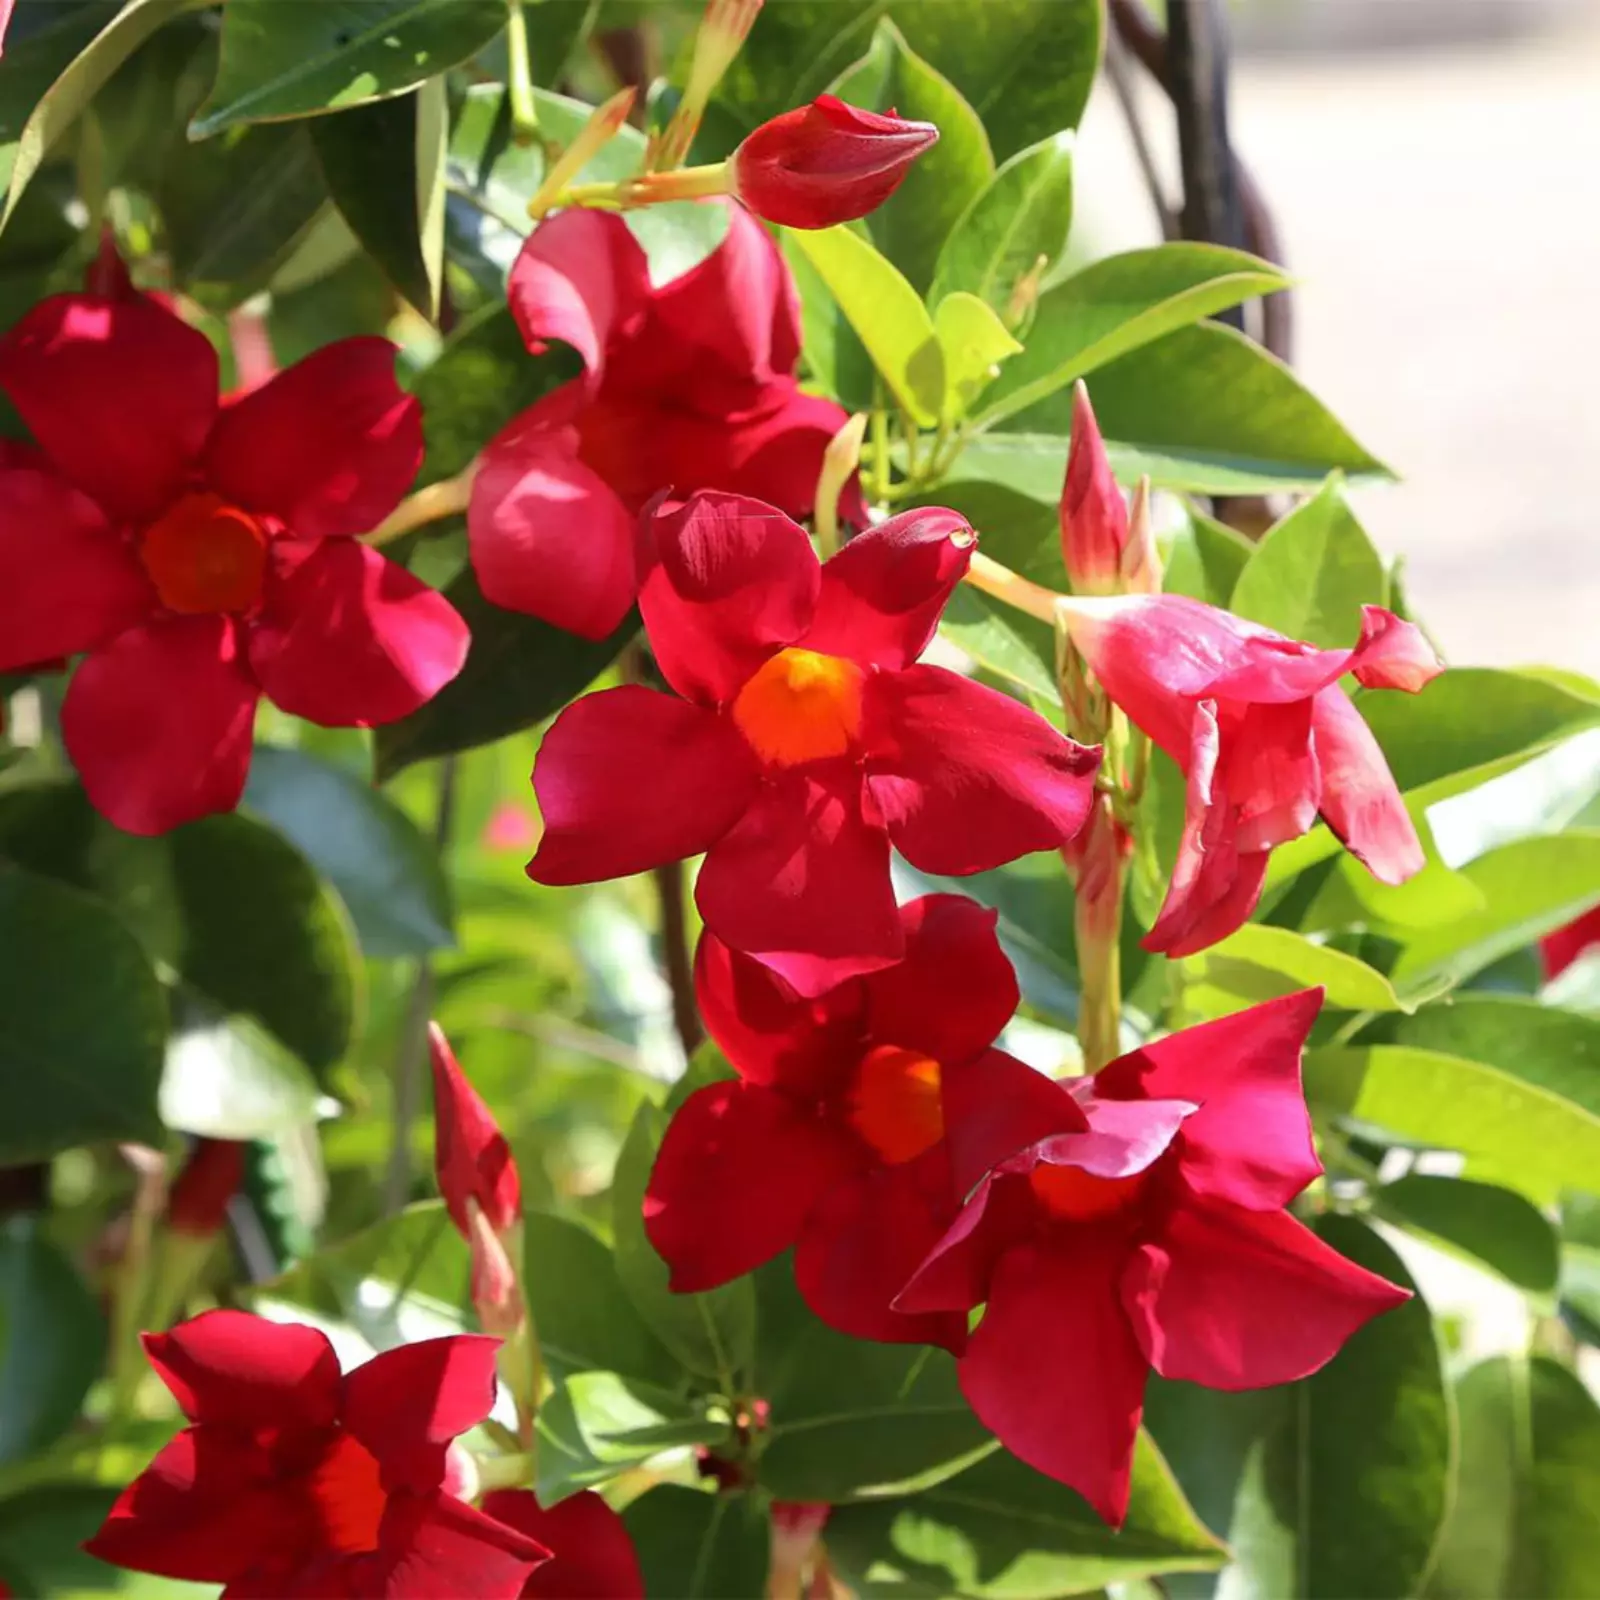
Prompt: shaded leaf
<box><xmin>1379</xmin><ymin>1174</ymin><xmax>1559</xmax><ymax>1293</ymax></box>
<box><xmin>159</xmin><ymin>1002</ymin><xmax>322</xmax><ymax>1141</ymax></box>
<box><xmin>623</xmin><ymin>1485</ymin><xmax>770</xmax><ymax>1600</ymax></box>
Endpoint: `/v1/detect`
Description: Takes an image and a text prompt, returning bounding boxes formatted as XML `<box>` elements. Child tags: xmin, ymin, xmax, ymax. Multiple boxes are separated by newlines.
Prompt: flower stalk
<box><xmin>505</xmin><ymin>0</ymin><xmax>540</xmax><ymax>144</ymax></box>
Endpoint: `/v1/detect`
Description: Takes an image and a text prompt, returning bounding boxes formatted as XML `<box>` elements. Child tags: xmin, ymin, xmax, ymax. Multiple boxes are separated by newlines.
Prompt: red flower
<box><xmin>469</xmin><ymin>204</ymin><xmax>855</xmax><ymax>641</ymax></box>
<box><xmin>1059</xmin><ymin>382</ymin><xmax>1130</xmax><ymax>597</ymax></box>
<box><xmin>644</xmin><ymin>895</ymin><xmax>1061</xmax><ymax>1349</ymax></box>
<box><xmin>896</xmin><ymin>990</ymin><xmax>1410</xmax><ymax>1526</ymax></box>
<box><xmin>527</xmin><ymin>492</ymin><xmax>1100</xmax><ymax>995</ymax></box>
<box><xmin>166</xmin><ymin>1138</ymin><xmax>246</xmax><ymax>1238</ymax></box>
<box><xmin>1542</xmin><ymin>905</ymin><xmax>1600</xmax><ymax>979</ymax></box>
<box><xmin>85</xmin><ymin>1311</ymin><xmax>549</xmax><ymax>1596</ymax></box>
<box><xmin>0</xmin><ymin>289</ymin><xmax>466</xmax><ymax>836</ymax></box>
<box><xmin>729</xmin><ymin>95</ymin><xmax>940</xmax><ymax>228</ymax></box>
<box><xmin>480</xmin><ymin>1490</ymin><xmax>643</xmax><ymax>1599</ymax></box>
<box><xmin>1058</xmin><ymin>596</ymin><xmax>1443</xmax><ymax>955</ymax></box>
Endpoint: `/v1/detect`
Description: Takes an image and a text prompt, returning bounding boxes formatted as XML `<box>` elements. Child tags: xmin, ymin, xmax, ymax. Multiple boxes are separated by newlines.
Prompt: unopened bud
<box><xmin>467</xmin><ymin>1197</ymin><xmax>526</xmax><ymax>1341</ymax></box>
<box><xmin>656</xmin><ymin>0</ymin><xmax>765</xmax><ymax>171</ymax></box>
<box><xmin>430</xmin><ymin>1022</ymin><xmax>521</xmax><ymax>1236</ymax></box>
<box><xmin>1060</xmin><ymin>381</ymin><xmax>1130</xmax><ymax>596</ymax></box>
<box><xmin>1119</xmin><ymin>477</ymin><xmax>1161</xmax><ymax>595</ymax></box>
<box><xmin>166</xmin><ymin>1138</ymin><xmax>245</xmax><ymax>1239</ymax></box>
<box><xmin>527</xmin><ymin>85</ymin><xmax>637</xmax><ymax>220</ymax></box>
<box><xmin>814</xmin><ymin>412</ymin><xmax>866</xmax><ymax>555</ymax></box>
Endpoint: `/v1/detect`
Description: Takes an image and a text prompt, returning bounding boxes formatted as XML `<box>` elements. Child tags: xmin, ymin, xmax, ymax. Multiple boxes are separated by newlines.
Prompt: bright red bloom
<box><xmin>0</xmin><ymin>288</ymin><xmax>466</xmax><ymax>836</ymax></box>
<box><xmin>85</xmin><ymin>1311</ymin><xmax>549</xmax><ymax>1596</ymax></box>
<box><xmin>1058</xmin><ymin>596</ymin><xmax>1443</xmax><ymax>956</ymax></box>
<box><xmin>527</xmin><ymin>492</ymin><xmax>1100</xmax><ymax>994</ymax></box>
<box><xmin>1542</xmin><ymin>905</ymin><xmax>1600</xmax><ymax>979</ymax></box>
<box><xmin>480</xmin><ymin>1490</ymin><xmax>643</xmax><ymax>1599</ymax></box>
<box><xmin>730</xmin><ymin>95</ymin><xmax>940</xmax><ymax>229</ymax></box>
<box><xmin>645</xmin><ymin>895</ymin><xmax>1060</xmax><ymax>1348</ymax></box>
<box><xmin>1059</xmin><ymin>382</ymin><xmax>1130</xmax><ymax>597</ymax></box>
<box><xmin>470</xmin><ymin>204</ymin><xmax>855</xmax><ymax>641</ymax></box>
<box><xmin>896</xmin><ymin>990</ymin><xmax>1410</xmax><ymax>1526</ymax></box>
<box><xmin>167</xmin><ymin>1138</ymin><xmax>246</xmax><ymax>1238</ymax></box>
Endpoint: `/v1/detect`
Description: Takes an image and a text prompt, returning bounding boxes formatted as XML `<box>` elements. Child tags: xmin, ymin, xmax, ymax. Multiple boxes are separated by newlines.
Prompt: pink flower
<box><xmin>1058</xmin><ymin>596</ymin><xmax>1443</xmax><ymax>955</ymax></box>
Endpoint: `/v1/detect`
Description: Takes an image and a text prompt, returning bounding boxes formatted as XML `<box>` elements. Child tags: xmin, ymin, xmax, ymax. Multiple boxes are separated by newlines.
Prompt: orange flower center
<box><xmin>307</xmin><ymin>1431</ymin><xmax>388</xmax><ymax>1555</ymax></box>
<box><xmin>1029</xmin><ymin>1161</ymin><xmax>1147</xmax><ymax>1222</ymax></box>
<box><xmin>140</xmin><ymin>491</ymin><xmax>268</xmax><ymax>614</ymax></box>
<box><xmin>731</xmin><ymin>648</ymin><xmax>865</xmax><ymax>767</ymax></box>
<box><xmin>846</xmin><ymin>1044</ymin><xmax>944</xmax><ymax>1164</ymax></box>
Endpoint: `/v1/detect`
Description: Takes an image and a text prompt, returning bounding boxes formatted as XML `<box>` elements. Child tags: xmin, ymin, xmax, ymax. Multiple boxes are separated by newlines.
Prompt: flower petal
<box><xmin>469</xmin><ymin>402</ymin><xmax>641</xmax><ymax>640</ymax></box>
<box><xmin>0</xmin><ymin>292</ymin><xmax>217</xmax><ymax>522</ymax></box>
<box><xmin>644</xmin><ymin>1081</ymin><xmax>861</xmax><ymax>1291</ymax></box>
<box><xmin>1122</xmin><ymin>1201</ymin><xmax>1410</xmax><ymax>1389</ymax></box>
<box><xmin>526</xmin><ymin>686</ymin><xmax>759</xmax><ymax>885</ymax></box>
<box><xmin>205</xmin><ymin>338</ymin><xmax>421</xmax><ymax>539</ymax></box>
<box><xmin>959</xmin><ymin>1236</ymin><xmax>1148</xmax><ymax>1527</ymax></box>
<box><xmin>1225</xmin><ymin>699</ymin><xmax>1320</xmax><ymax>853</ymax></box>
<box><xmin>802</xmin><ymin>508</ymin><xmax>974</xmax><ymax>670</ymax></box>
<box><xmin>639</xmin><ymin>490</ymin><xmax>818</xmax><ymax>705</ymax></box>
<box><xmin>481</xmin><ymin>1489</ymin><xmax>643</xmax><ymax>1599</ymax></box>
<box><xmin>1345</xmin><ymin>605</ymin><xmax>1443</xmax><ymax>693</ymax></box>
<box><xmin>0</xmin><ymin>465</ymin><xmax>151</xmax><ymax>668</ymax></box>
<box><xmin>143</xmin><ymin>1310</ymin><xmax>340</xmax><ymax>1430</ymax></box>
<box><xmin>62</xmin><ymin>616</ymin><xmax>259</xmax><ymax>835</ymax></box>
<box><xmin>865</xmin><ymin>665</ymin><xmax>1099</xmax><ymax>874</ymax></box>
<box><xmin>694</xmin><ymin>930</ymin><xmax>866</xmax><ymax>1096</ymax></box>
<box><xmin>941</xmin><ymin>1049</ymin><xmax>1088</xmax><ymax>1197</ymax></box>
<box><xmin>1312</xmin><ymin>686</ymin><xmax>1424</xmax><ymax>884</ymax></box>
<box><xmin>249</xmin><ymin>538</ymin><xmax>469</xmax><ymax>726</ymax></box>
<box><xmin>894</xmin><ymin>1172</ymin><xmax>1035</xmax><ymax>1316</ymax></box>
<box><xmin>1095</xmin><ymin>989</ymin><xmax>1325</xmax><ymax>1211</ymax></box>
<box><xmin>360</xmin><ymin>1492</ymin><xmax>552</xmax><ymax>1598</ymax></box>
<box><xmin>696</xmin><ymin>760</ymin><xmax>901</xmax><ymax>998</ymax></box>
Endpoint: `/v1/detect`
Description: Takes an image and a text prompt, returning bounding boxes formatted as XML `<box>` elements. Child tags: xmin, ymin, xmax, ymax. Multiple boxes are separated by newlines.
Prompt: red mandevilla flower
<box><xmin>526</xmin><ymin>491</ymin><xmax>1100</xmax><ymax>995</ymax></box>
<box><xmin>1058</xmin><ymin>596</ymin><xmax>1444</xmax><ymax>955</ymax></box>
<box><xmin>729</xmin><ymin>95</ymin><xmax>940</xmax><ymax>228</ymax></box>
<box><xmin>645</xmin><ymin>895</ymin><xmax>1063</xmax><ymax>1348</ymax></box>
<box><xmin>895</xmin><ymin>990</ymin><xmax>1410</xmax><ymax>1526</ymax></box>
<box><xmin>85</xmin><ymin>1311</ymin><xmax>549</xmax><ymax>1596</ymax></box>
<box><xmin>0</xmin><ymin>271</ymin><xmax>467</xmax><ymax>836</ymax></box>
<box><xmin>469</xmin><ymin>203</ymin><xmax>856</xmax><ymax>641</ymax></box>
<box><xmin>479</xmin><ymin>1490</ymin><xmax>644</xmax><ymax>1598</ymax></box>
<box><xmin>1542</xmin><ymin>905</ymin><xmax>1600</xmax><ymax>980</ymax></box>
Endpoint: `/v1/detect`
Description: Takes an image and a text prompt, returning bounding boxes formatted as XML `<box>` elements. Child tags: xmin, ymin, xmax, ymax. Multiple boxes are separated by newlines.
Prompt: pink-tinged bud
<box><xmin>430</xmin><ymin>1022</ymin><xmax>521</xmax><ymax>1237</ymax></box>
<box><xmin>1060</xmin><ymin>381</ymin><xmax>1130</xmax><ymax>596</ymax></box>
<box><xmin>769</xmin><ymin>1503</ymin><xmax>831</xmax><ymax>1600</ymax></box>
<box><xmin>166</xmin><ymin>1138</ymin><xmax>245</xmax><ymax>1239</ymax></box>
<box><xmin>466</xmin><ymin>1198</ymin><xmax>525</xmax><ymax>1342</ymax></box>
<box><xmin>84</xmin><ymin>226</ymin><xmax>136</xmax><ymax>301</ymax></box>
<box><xmin>730</xmin><ymin>95</ymin><xmax>940</xmax><ymax>229</ymax></box>
<box><xmin>1120</xmin><ymin>478</ymin><xmax>1161</xmax><ymax>596</ymax></box>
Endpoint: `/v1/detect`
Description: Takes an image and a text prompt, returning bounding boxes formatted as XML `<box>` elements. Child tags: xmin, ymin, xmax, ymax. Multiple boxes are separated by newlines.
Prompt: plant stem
<box><xmin>964</xmin><ymin>550</ymin><xmax>1061</xmax><ymax>624</ymax></box>
<box><xmin>363</xmin><ymin>467</ymin><xmax>477</xmax><ymax>547</ymax></box>
<box><xmin>655</xmin><ymin>860</ymin><xmax>704</xmax><ymax>1060</ymax></box>
<box><xmin>1070</xmin><ymin>797</ymin><xmax>1129</xmax><ymax>1073</ymax></box>
<box><xmin>505</xmin><ymin>0</ymin><xmax>540</xmax><ymax>145</ymax></box>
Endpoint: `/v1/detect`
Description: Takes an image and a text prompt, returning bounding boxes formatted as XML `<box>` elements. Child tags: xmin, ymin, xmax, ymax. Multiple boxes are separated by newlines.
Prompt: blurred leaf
<box><xmin>0</xmin><ymin>864</ymin><xmax>166</xmax><ymax>1162</ymax></box>
<box><xmin>1180</xmin><ymin>924</ymin><xmax>1411</xmax><ymax>1017</ymax></box>
<box><xmin>784</xmin><ymin>224</ymin><xmax>944</xmax><ymax>426</ymax></box>
<box><xmin>622</xmin><ymin>1485</ymin><xmax>770</xmax><ymax>1600</ymax></box>
<box><xmin>974</xmin><ymin>245</ymin><xmax>1288</xmax><ymax>430</ymax></box>
<box><xmin>372</xmin><ymin>571</ymin><xmax>636</xmax><ymax>780</ymax></box>
<box><xmin>1378</xmin><ymin>1174</ymin><xmax>1559</xmax><ymax>1293</ymax></box>
<box><xmin>937</xmin><ymin>584</ymin><xmax>1057</xmax><ymax>699</ymax></box>
<box><xmin>1162</xmin><ymin>506</ymin><xmax>1254</xmax><ymax>607</ymax></box>
<box><xmin>1230</xmin><ymin>477</ymin><xmax>1387</xmax><ymax>646</ymax></box>
<box><xmin>930</xmin><ymin>132</ymin><xmax>1075</xmax><ymax>315</ymax></box>
<box><xmin>611</xmin><ymin>1102</ymin><xmax>755</xmax><ymax>1388</ymax></box>
<box><xmin>934</xmin><ymin>291</ymin><xmax>1021</xmax><ymax>420</ymax></box>
<box><xmin>524</xmin><ymin>0</ymin><xmax>599</xmax><ymax>86</ymax></box>
<box><xmin>1429</xmin><ymin>1357</ymin><xmax>1600</xmax><ymax>1599</ymax></box>
<box><xmin>159</xmin><ymin>1003</ymin><xmax>322</xmax><ymax>1141</ymax></box>
<box><xmin>0</xmin><ymin>1218</ymin><xmax>107</xmax><ymax>1468</ymax></box>
<box><xmin>0</xmin><ymin>5</ymin><xmax>118</xmax><ymax>191</ymax></box>
<box><xmin>244</xmin><ymin>744</ymin><xmax>454</xmax><ymax>959</ymax></box>
<box><xmin>192</xmin><ymin>0</ymin><xmax>508</xmax><ymax>137</ymax></box>
<box><xmin>783</xmin><ymin>228</ymin><xmax>874</xmax><ymax>410</ymax></box>
<box><xmin>0</xmin><ymin>1483</ymin><xmax>124</xmax><ymax>1597</ymax></box>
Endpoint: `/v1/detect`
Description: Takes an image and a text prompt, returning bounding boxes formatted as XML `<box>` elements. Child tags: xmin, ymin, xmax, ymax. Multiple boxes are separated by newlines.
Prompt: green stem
<box><xmin>869</xmin><ymin>399</ymin><xmax>892</xmax><ymax>505</ymax></box>
<box><xmin>1074</xmin><ymin>862</ymin><xmax>1126</xmax><ymax>1072</ymax></box>
<box><xmin>505</xmin><ymin>0</ymin><xmax>540</xmax><ymax>145</ymax></box>
<box><xmin>475</xmin><ymin>1451</ymin><xmax>538</xmax><ymax>1493</ymax></box>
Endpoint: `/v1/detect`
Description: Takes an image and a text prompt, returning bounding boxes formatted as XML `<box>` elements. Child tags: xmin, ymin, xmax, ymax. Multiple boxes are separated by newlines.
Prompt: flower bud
<box><xmin>730</xmin><ymin>95</ymin><xmax>939</xmax><ymax>229</ymax></box>
<box><xmin>655</xmin><ymin>0</ymin><xmax>765</xmax><ymax>171</ymax></box>
<box><xmin>166</xmin><ymin>1138</ymin><xmax>245</xmax><ymax>1239</ymax></box>
<box><xmin>430</xmin><ymin>1023</ymin><xmax>521</xmax><ymax>1236</ymax></box>
<box><xmin>1059</xmin><ymin>381</ymin><xmax>1130</xmax><ymax>596</ymax></box>
<box><xmin>1119</xmin><ymin>477</ymin><xmax>1161</xmax><ymax>596</ymax></box>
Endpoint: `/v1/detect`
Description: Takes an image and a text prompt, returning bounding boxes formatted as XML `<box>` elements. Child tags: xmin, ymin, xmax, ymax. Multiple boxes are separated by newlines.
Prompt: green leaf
<box><xmin>243</xmin><ymin>744</ymin><xmax>454</xmax><ymax>959</ymax></box>
<box><xmin>826</xmin><ymin>1436</ymin><xmax>1226</xmax><ymax>1598</ymax></box>
<box><xmin>1179</xmin><ymin>923</ymin><xmax>1411</xmax><ymax>1017</ymax></box>
<box><xmin>1378</xmin><ymin>1174</ymin><xmax>1559</xmax><ymax>1293</ymax></box>
<box><xmin>973</xmin><ymin>245</ymin><xmax>1289</xmax><ymax>430</ymax></box>
<box><xmin>1230</xmin><ymin>476</ymin><xmax>1388</xmax><ymax>646</ymax></box>
<box><xmin>0</xmin><ymin>864</ymin><xmax>166</xmax><ymax>1162</ymax></box>
<box><xmin>612</xmin><ymin>1102</ymin><xmax>755</xmax><ymax>1388</ymax></box>
<box><xmin>0</xmin><ymin>1217</ymin><xmax>107</xmax><ymax>1467</ymax></box>
<box><xmin>159</xmin><ymin>1003</ymin><xmax>322</xmax><ymax>1140</ymax></box>
<box><xmin>1429</xmin><ymin>1357</ymin><xmax>1600</xmax><ymax>1598</ymax></box>
<box><xmin>937</xmin><ymin>584</ymin><xmax>1057</xmax><ymax>699</ymax></box>
<box><xmin>623</xmin><ymin>1485</ymin><xmax>770</xmax><ymax>1600</ymax></box>
<box><xmin>783</xmin><ymin>228</ymin><xmax>874</xmax><ymax>411</ymax></box>
<box><xmin>192</xmin><ymin>0</ymin><xmax>508</xmax><ymax>137</ymax></box>
<box><xmin>929</xmin><ymin>132</ymin><xmax>1075</xmax><ymax>315</ymax></box>
<box><xmin>934</xmin><ymin>291</ymin><xmax>1022</xmax><ymax>420</ymax></box>
<box><xmin>783</xmin><ymin>224</ymin><xmax>944</xmax><ymax>426</ymax></box>
<box><xmin>372</xmin><ymin>571</ymin><xmax>636</xmax><ymax>780</ymax></box>
<box><xmin>0</xmin><ymin>1483</ymin><xmax>124</xmax><ymax>1597</ymax></box>
<box><xmin>1162</xmin><ymin>506</ymin><xmax>1255</xmax><ymax>607</ymax></box>
<box><xmin>521</xmin><ymin>1211</ymin><xmax>678</xmax><ymax>1389</ymax></box>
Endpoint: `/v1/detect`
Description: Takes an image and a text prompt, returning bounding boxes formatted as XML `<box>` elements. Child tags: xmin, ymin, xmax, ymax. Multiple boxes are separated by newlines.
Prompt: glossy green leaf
<box><xmin>1230</xmin><ymin>476</ymin><xmax>1388</xmax><ymax>646</ymax></box>
<box><xmin>1180</xmin><ymin>923</ymin><xmax>1411</xmax><ymax>1017</ymax></box>
<box><xmin>0</xmin><ymin>1217</ymin><xmax>108</xmax><ymax>1467</ymax></box>
<box><xmin>1378</xmin><ymin>1174</ymin><xmax>1559</xmax><ymax>1293</ymax></box>
<box><xmin>832</xmin><ymin>20</ymin><xmax>994</xmax><ymax>292</ymax></box>
<box><xmin>243</xmin><ymin>745</ymin><xmax>454</xmax><ymax>959</ymax></box>
<box><xmin>826</xmin><ymin>1436</ymin><xmax>1226</xmax><ymax>1598</ymax></box>
<box><xmin>930</xmin><ymin>132</ymin><xmax>1075</xmax><ymax>315</ymax></box>
<box><xmin>784</xmin><ymin>228</ymin><xmax>874</xmax><ymax>410</ymax></box>
<box><xmin>1429</xmin><ymin>1357</ymin><xmax>1600</xmax><ymax>1599</ymax></box>
<box><xmin>192</xmin><ymin>0</ymin><xmax>508</xmax><ymax>137</ymax></box>
<box><xmin>623</xmin><ymin>1485</ymin><xmax>770</xmax><ymax>1600</ymax></box>
<box><xmin>612</xmin><ymin>1102</ymin><xmax>755</xmax><ymax>1388</ymax></box>
<box><xmin>937</xmin><ymin>584</ymin><xmax>1057</xmax><ymax>699</ymax></box>
<box><xmin>935</xmin><ymin>291</ymin><xmax>1022</xmax><ymax>419</ymax></box>
<box><xmin>0</xmin><ymin>865</ymin><xmax>167</xmax><ymax>1163</ymax></box>
<box><xmin>974</xmin><ymin>245</ymin><xmax>1289</xmax><ymax>429</ymax></box>
<box><xmin>159</xmin><ymin>1003</ymin><xmax>322</xmax><ymax>1141</ymax></box>
<box><xmin>784</xmin><ymin>224</ymin><xmax>944</xmax><ymax>425</ymax></box>
<box><xmin>1160</xmin><ymin>506</ymin><xmax>1255</xmax><ymax>608</ymax></box>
